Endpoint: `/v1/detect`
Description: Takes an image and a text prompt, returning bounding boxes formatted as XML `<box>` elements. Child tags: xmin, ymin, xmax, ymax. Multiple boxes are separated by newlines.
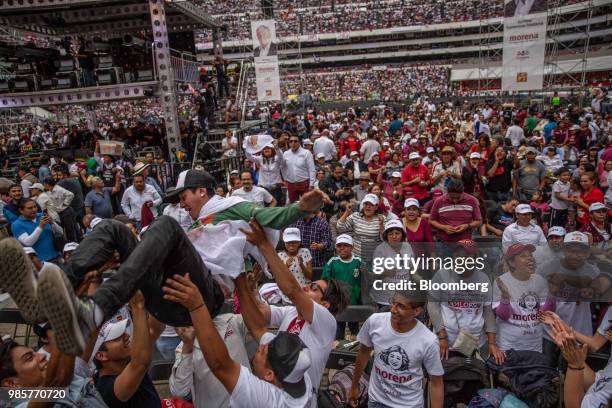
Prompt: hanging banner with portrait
<box><xmin>251</xmin><ymin>20</ymin><xmax>281</xmax><ymax>101</ymax></box>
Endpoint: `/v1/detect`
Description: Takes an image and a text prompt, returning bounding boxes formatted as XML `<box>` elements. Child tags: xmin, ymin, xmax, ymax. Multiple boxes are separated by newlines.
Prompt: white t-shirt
<box><xmin>278</xmin><ymin>248</ymin><xmax>313</xmax><ymax>286</ymax></box>
<box><xmin>493</xmin><ymin>272</ymin><xmax>549</xmax><ymax>353</ymax></box>
<box><xmin>357</xmin><ymin>313</ymin><xmax>444</xmax><ymax>407</ymax></box>
<box><xmin>230</xmin><ymin>365</ymin><xmax>313</xmax><ymax>408</ymax></box>
<box><xmin>231</xmin><ymin>186</ymin><xmax>274</xmax><ymax>207</ymax></box>
<box><xmin>429</xmin><ymin>269</ymin><xmax>492</xmax><ymax>346</ymax></box>
<box><xmin>222</xmin><ymin>136</ymin><xmax>238</xmax><ymax>157</ymax></box>
<box><xmin>538</xmin><ymin>259</ymin><xmax>600</xmax><ymax>337</ymax></box>
<box><xmin>551</xmin><ymin>180</ymin><xmax>571</xmax><ymax>210</ymax></box>
<box><xmin>269</xmin><ymin>302</ymin><xmax>336</xmax><ymax>394</ymax></box>
<box><xmin>582</xmin><ymin>362</ymin><xmax>612</xmax><ymax>408</ymax></box>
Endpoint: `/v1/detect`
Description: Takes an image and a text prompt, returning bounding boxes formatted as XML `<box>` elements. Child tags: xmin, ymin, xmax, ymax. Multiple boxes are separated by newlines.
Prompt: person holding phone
<box><xmin>11</xmin><ymin>198</ymin><xmax>61</xmax><ymax>262</ymax></box>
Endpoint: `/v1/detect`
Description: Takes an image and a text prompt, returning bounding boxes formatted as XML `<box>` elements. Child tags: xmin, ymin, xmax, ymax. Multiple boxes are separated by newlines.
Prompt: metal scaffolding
<box><xmin>544</xmin><ymin>0</ymin><xmax>595</xmax><ymax>105</ymax></box>
<box><xmin>476</xmin><ymin>13</ymin><xmax>504</xmax><ymax>104</ymax></box>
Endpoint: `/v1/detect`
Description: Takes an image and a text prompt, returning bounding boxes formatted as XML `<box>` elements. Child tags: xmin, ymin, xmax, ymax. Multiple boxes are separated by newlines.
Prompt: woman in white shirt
<box><xmin>537</xmin><ymin>146</ymin><xmax>564</xmax><ymax>175</ymax></box>
<box><xmin>246</xmin><ymin>142</ymin><xmax>285</xmax><ymax>206</ymax></box>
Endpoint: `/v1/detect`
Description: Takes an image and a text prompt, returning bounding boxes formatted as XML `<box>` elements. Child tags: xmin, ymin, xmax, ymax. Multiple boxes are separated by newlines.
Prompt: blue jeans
<box><xmin>156</xmin><ymin>335</ymin><xmax>181</xmax><ymax>360</ymax></box>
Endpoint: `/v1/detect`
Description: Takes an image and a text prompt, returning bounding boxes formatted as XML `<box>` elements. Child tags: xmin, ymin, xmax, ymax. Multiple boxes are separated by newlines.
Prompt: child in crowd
<box><xmin>550</xmin><ymin>167</ymin><xmax>572</xmax><ymax>228</ymax></box>
<box><xmin>277</xmin><ymin>227</ymin><xmax>312</xmax><ymax>286</ymax></box>
<box><xmin>322</xmin><ymin>234</ymin><xmax>362</xmax><ymax>340</ymax></box>
<box><xmin>567</xmin><ymin>177</ymin><xmax>582</xmax><ymax>230</ymax></box>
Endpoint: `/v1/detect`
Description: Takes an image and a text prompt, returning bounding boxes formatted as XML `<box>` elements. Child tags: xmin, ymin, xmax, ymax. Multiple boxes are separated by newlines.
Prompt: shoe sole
<box><xmin>0</xmin><ymin>238</ymin><xmax>42</xmax><ymax>323</ymax></box>
<box><xmin>38</xmin><ymin>264</ymin><xmax>85</xmax><ymax>356</ymax></box>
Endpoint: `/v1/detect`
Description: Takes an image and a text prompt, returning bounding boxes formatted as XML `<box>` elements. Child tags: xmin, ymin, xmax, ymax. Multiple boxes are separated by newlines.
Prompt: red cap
<box><xmin>505</xmin><ymin>243</ymin><xmax>535</xmax><ymax>258</ymax></box>
<box><xmin>456</xmin><ymin>239</ymin><xmax>479</xmax><ymax>255</ymax></box>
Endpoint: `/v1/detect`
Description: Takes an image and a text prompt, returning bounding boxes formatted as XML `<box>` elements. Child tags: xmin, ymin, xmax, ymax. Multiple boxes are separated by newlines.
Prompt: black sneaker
<box><xmin>0</xmin><ymin>238</ymin><xmax>44</xmax><ymax>323</ymax></box>
<box><xmin>38</xmin><ymin>263</ymin><xmax>98</xmax><ymax>356</ymax></box>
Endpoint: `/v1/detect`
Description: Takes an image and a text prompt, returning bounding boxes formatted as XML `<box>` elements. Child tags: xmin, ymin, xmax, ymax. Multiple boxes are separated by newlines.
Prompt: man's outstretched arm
<box><xmin>240</xmin><ymin>219</ymin><xmax>315</xmax><ymax>323</ymax></box>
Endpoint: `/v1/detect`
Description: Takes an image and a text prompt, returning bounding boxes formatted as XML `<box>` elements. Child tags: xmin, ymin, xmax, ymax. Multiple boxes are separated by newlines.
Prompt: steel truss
<box><xmin>544</xmin><ymin>0</ymin><xmax>595</xmax><ymax>105</ymax></box>
<box><xmin>477</xmin><ymin>14</ymin><xmax>504</xmax><ymax>104</ymax></box>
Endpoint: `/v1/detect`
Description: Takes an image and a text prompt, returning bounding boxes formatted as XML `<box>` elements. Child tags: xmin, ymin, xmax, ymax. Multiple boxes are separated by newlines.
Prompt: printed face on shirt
<box><xmin>518</xmin><ymin>293</ymin><xmax>539</xmax><ymax>311</ymax></box>
<box><xmin>380</xmin><ymin>345</ymin><xmax>411</xmax><ymax>372</ymax></box>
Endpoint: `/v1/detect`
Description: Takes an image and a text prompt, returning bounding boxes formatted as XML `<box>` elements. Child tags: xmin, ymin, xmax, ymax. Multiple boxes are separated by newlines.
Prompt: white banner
<box><xmin>255</xmin><ymin>58</ymin><xmax>281</xmax><ymax>102</ymax></box>
<box><xmin>502</xmin><ymin>0</ymin><xmax>547</xmax><ymax>92</ymax></box>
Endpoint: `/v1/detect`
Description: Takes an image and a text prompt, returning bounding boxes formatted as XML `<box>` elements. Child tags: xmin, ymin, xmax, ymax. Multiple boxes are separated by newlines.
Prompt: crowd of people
<box><xmin>0</xmin><ymin>93</ymin><xmax>611</xmax><ymax>407</ymax></box>
<box><xmin>195</xmin><ymin>0</ymin><xmax>580</xmax><ymax>42</ymax></box>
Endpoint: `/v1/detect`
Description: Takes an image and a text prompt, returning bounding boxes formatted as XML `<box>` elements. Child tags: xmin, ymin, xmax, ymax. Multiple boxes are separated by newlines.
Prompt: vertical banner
<box><xmin>251</xmin><ymin>20</ymin><xmax>281</xmax><ymax>101</ymax></box>
<box><xmin>501</xmin><ymin>0</ymin><xmax>548</xmax><ymax>92</ymax></box>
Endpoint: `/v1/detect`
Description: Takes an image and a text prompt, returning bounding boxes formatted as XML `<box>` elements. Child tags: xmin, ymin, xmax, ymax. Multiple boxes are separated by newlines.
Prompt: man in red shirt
<box><xmin>401</xmin><ymin>152</ymin><xmax>431</xmax><ymax>206</ymax></box>
<box><xmin>429</xmin><ymin>179</ymin><xmax>482</xmax><ymax>243</ymax></box>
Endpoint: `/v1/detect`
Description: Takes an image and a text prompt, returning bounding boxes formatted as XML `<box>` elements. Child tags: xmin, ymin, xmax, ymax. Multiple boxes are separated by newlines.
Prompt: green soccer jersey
<box><xmin>322</xmin><ymin>255</ymin><xmax>362</xmax><ymax>304</ymax></box>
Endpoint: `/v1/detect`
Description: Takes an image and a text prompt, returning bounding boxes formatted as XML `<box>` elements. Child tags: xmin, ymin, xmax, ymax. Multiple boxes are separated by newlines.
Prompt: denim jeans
<box><xmin>64</xmin><ymin>216</ymin><xmax>224</xmax><ymax>327</ymax></box>
<box><xmin>156</xmin><ymin>335</ymin><xmax>181</xmax><ymax>360</ymax></box>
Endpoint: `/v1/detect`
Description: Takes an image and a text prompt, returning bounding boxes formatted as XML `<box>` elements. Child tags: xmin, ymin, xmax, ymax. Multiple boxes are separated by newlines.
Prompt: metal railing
<box><xmin>170</xmin><ymin>48</ymin><xmax>201</xmax><ymax>84</ymax></box>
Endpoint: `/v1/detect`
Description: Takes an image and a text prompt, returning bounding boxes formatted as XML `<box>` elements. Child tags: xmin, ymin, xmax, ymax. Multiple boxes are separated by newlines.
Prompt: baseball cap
<box><xmin>548</xmin><ymin>226</ymin><xmax>566</xmax><ymax>237</ymax></box>
<box><xmin>426</xmin><ymin>147</ymin><xmax>435</xmax><ymax>154</ymax></box>
<box><xmin>362</xmin><ymin>193</ymin><xmax>379</xmax><ymax>206</ymax></box>
<box><xmin>382</xmin><ymin>141</ymin><xmax>390</xmax><ymax>146</ymax></box>
<box><xmin>456</xmin><ymin>239</ymin><xmax>479</xmax><ymax>255</ymax></box>
<box><xmin>408</xmin><ymin>152</ymin><xmax>421</xmax><ymax>160</ymax></box>
<box><xmin>525</xmin><ymin>146</ymin><xmax>538</xmax><ymax>155</ymax></box>
<box><xmin>469</xmin><ymin>152</ymin><xmax>481</xmax><ymax>159</ymax></box>
<box><xmin>589</xmin><ymin>202</ymin><xmax>607</xmax><ymax>212</ymax></box>
<box><xmin>89</xmin><ymin>217</ymin><xmax>104</xmax><ymax>230</ymax></box>
<box><xmin>91</xmin><ymin>319</ymin><xmax>129</xmax><ymax>364</ymax></box>
<box><xmin>283</xmin><ymin>228</ymin><xmax>301</xmax><ymax>243</ymax></box>
<box><xmin>350</xmin><ymin>151</ymin><xmax>359</xmax><ymax>157</ymax></box>
<box><xmin>63</xmin><ymin>242</ymin><xmax>79</xmax><ymax>252</ymax></box>
<box><xmin>384</xmin><ymin>219</ymin><xmax>406</xmax><ymax>234</ymax></box>
<box><xmin>263</xmin><ymin>332</ymin><xmax>311</xmax><ymax>399</ymax></box>
<box><xmin>164</xmin><ymin>187</ymin><xmax>180</xmax><ymax>204</ymax></box>
<box><xmin>404</xmin><ymin>198</ymin><xmax>420</xmax><ymax>209</ymax></box>
<box><xmin>167</xmin><ymin>169</ymin><xmax>216</xmax><ymax>199</ymax></box>
<box><xmin>23</xmin><ymin>247</ymin><xmax>36</xmax><ymax>256</ymax></box>
<box><xmin>442</xmin><ymin>146</ymin><xmax>455</xmax><ymax>154</ymax></box>
<box><xmin>391</xmin><ymin>171</ymin><xmax>401</xmax><ymax>178</ymax></box>
<box><xmin>564</xmin><ymin>231</ymin><xmax>589</xmax><ymax>247</ymax></box>
<box><xmin>303</xmin><ymin>139</ymin><xmax>313</xmax><ymax>145</ymax></box>
<box><xmin>505</xmin><ymin>243</ymin><xmax>536</xmax><ymax>258</ymax></box>
<box><xmin>515</xmin><ymin>204</ymin><xmax>534</xmax><ymax>214</ymax></box>
<box><xmin>336</xmin><ymin>234</ymin><xmax>353</xmax><ymax>246</ymax></box>
<box><xmin>316</xmin><ymin>153</ymin><xmax>325</xmax><ymax>159</ymax></box>
<box><xmin>29</xmin><ymin>183</ymin><xmax>44</xmax><ymax>190</ymax></box>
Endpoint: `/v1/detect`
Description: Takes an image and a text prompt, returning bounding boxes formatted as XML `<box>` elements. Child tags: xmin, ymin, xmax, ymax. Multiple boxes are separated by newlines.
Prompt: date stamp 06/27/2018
<box><xmin>0</xmin><ymin>388</ymin><xmax>67</xmax><ymax>404</ymax></box>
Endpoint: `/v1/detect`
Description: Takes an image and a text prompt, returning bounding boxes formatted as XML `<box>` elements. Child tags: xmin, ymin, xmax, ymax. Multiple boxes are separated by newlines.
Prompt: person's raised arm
<box><xmin>163</xmin><ymin>274</ymin><xmax>241</xmax><ymax>393</ymax></box>
<box><xmin>113</xmin><ymin>291</ymin><xmax>155</xmax><ymax>402</ymax></box>
<box><xmin>348</xmin><ymin>344</ymin><xmax>372</xmax><ymax>408</ymax></box>
<box><xmin>235</xmin><ymin>273</ymin><xmax>268</xmax><ymax>341</ymax></box>
<box><xmin>240</xmin><ymin>219</ymin><xmax>316</xmax><ymax>323</ymax></box>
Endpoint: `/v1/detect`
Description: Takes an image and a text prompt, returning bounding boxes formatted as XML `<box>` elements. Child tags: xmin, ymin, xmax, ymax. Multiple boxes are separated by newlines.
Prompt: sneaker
<box><xmin>38</xmin><ymin>263</ymin><xmax>98</xmax><ymax>356</ymax></box>
<box><xmin>0</xmin><ymin>238</ymin><xmax>44</xmax><ymax>323</ymax></box>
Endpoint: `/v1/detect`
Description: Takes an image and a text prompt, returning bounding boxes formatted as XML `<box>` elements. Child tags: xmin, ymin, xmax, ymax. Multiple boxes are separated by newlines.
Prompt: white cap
<box><xmin>90</xmin><ymin>217</ymin><xmax>103</xmax><ymax>230</ymax></box>
<box><xmin>23</xmin><ymin>247</ymin><xmax>36</xmax><ymax>255</ymax></box>
<box><xmin>336</xmin><ymin>234</ymin><xmax>353</xmax><ymax>246</ymax></box>
<box><xmin>283</xmin><ymin>228</ymin><xmax>301</xmax><ymax>243</ymax></box>
<box><xmin>409</xmin><ymin>138</ymin><xmax>418</xmax><ymax>145</ymax></box>
<box><xmin>91</xmin><ymin>319</ymin><xmax>129</xmax><ymax>364</ymax></box>
<box><xmin>384</xmin><ymin>219</ymin><xmax>406</xmax><ymax>234</ymax></box>
<box><xmin>29</xmin><ymin>183</ymin><xmax>44</xmax><ymax>190</ymax></box>
<box><xmin>350</xmin><ymin>151</ymin><xmax>359</xmax><ymax>156</ymax></box>
<box><xmin>302</xmin><ymin>139</ymin><xmax>313</xmax><ymax>145</ymax></box>
<box><xmin>469</xmin><ymin>152</ymin><xmax>481</xmax><ymax>159</ymax></box>
<box><xmin>382</xmin><ymin>141</ymin><xmax>390</xmax><ymax>146</ymax></box>
<box><xmin>404</xmin><ymin>198</ymin><xmax>420</xmax><ymax>209</ymax></box>
<box><xmin>426</xmin><ymin>147</ymin><xmax>435</xmax><ymax>154</ymax></box>
<box><xmin>564</xmin><ymin>231</ymin><xmax>589</xmax><ymax>246</ymax></box>
<box><xmin>408</xmin><ymin>152</ymin><xmax>421</xmax><ymax>160</ymax></box>
<box><xmin>391</xmin><ymin>171</ymin><xmax>401</xmax><ymax>178</ymax></box>
<box><xmin>362</xmin><ymin>193</ymin><xmax>379</xmax><ymax>206</ymax></box>
<box><xmin>316</xmin><ymin>153</ymin><xmax>325</xmax><ymax>159</ymax></box>
<box><xmin>548</xmin><ymin>226</ymin><xmax>566</xmax><ymax>237</ymax></box>
<box><xmin>515</xmin><ymin>204</ymin><xmax>534</xmax><ymax>214</ymax></box>
<box><xmin>63</xmin><ymin>242</ymin><xmax>79</xmax><ymax>252</ymax></box>
<box><xmin>263</xmin><ymin>142</ymin><xmax>275</xmax><ymax>149</ymax></box>
<box><xmin>589</xmin><ymin>202</ymin><xmax>606</xmax><ymax>212</ymax></box>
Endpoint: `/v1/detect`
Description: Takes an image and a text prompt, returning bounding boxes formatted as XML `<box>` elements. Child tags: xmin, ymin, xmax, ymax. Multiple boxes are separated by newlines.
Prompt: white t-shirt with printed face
<box><xmin>269</xmin><ymin>302</ymin><xmax>336</xmax><ymax>394</ymax></box>
<box><xmin>538</xmin><ymin>258</ymin><xmax>600</xmax><ymax>337</ymax></box>
<box><xmin>230</xmin><ymin>365</ymin><xmax>314</xmax><ymax>408</ymax></box>
<box><xmin>493</xmin><ymin>272</ymin><xmax>549</xmax><ymax>353</ymax></box>
<box><xmin>357</xmin><ymin>313</ymin><xmax>444</xmax><ymax>408</ymax></box>
<box><xmin>582</xmin><ymin>362</ymin><xmax>612</xmax><ymax>408</ymax></box>
<box><xmin>429</xmin><ymin>269</ymin><xmax>492</xmax><ymax>346</ymax></box>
